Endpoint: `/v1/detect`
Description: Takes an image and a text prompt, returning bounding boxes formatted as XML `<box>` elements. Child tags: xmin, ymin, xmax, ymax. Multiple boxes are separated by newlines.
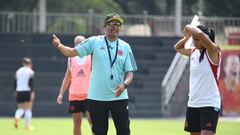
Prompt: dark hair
<box><xmin>197</xmin><ymin>25</ymin><xmax>215</xmax><ymax>43</ymax></box>
<box><xmin>196</xmin><ymin>25</ymin><xmax>215</xmax><ymax>62</ymax></box>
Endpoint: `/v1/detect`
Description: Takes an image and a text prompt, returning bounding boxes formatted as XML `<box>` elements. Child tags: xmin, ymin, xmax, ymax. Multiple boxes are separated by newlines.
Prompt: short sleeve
<box><xmin>30</xmin><ymin>69</ymin><xmax>35</xmax><ymax>77</ymax></box>
<box><xmin>74</xmin><ymin>36</ymin><xmax>95</xmax><ymax>58</ymax></box>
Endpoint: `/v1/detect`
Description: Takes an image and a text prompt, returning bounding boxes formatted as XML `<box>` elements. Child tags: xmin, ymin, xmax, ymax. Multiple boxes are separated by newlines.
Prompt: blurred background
<box><xmin>0</xmin><ymin>0</ymin><xmax>240</xmax><ymax>118</ymax></box>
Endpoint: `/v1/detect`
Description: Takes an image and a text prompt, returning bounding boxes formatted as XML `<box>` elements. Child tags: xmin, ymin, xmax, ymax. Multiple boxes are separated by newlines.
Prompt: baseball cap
<box><xmin>104</xmin><ymin>13</ymin><xmax>124</xmax><ymax>24</ymax></box>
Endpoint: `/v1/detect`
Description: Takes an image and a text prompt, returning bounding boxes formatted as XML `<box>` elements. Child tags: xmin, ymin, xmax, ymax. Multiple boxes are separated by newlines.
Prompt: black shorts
<box><xmin>68</xmin><ymin>99</ymin><xmax>89</xmax><ymax>113</ymax></box>
<box><xmin>16</xmin><ymin>91</ymin><xmax>31</xmax><ymax>103</ymax></box>
<box><xmin>184</xmin><ymin>107</ymin><xmax>220</xmax><ymax>133</ymax></box>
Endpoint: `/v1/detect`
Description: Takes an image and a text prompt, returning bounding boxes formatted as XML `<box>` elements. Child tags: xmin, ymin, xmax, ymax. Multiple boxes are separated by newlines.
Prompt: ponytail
<box><xmin>199</xmin><ymin>49</ymin><xmax>206</xmax><ymax>63</ymax></box>
<box><xmin>209</xmin><ymin>29</ymin><xmax>215</xmax><ymax>43</ymax></box>
<box><xmin>196</xmin><ymin>25</ymin><xmax>216</xmax><ymax>62</ymax></box>
<box><xmin>197</xmin><ymin>25</ymin><xmax>215</xmax><ymax>43</ymax></box>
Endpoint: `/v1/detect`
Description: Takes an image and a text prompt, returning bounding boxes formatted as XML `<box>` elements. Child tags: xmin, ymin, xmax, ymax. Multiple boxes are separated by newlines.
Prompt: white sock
<box><xmin>15</xmin><ymin>109</ymin><xmax>24</xmax><ymax>119</ymax></box>
<box><xmin>24</xmin><ymin>109</ymin><xmax>32</xmax><ymax>128</ymax></box>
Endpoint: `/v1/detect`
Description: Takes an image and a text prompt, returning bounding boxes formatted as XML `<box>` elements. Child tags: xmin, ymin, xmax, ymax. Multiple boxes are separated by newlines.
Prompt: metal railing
<box><xmin>0</xmin><ymin>11</ymin><xmax>240</xmax><ymax>45</ymax></box>
<box><xmin>161</xmin><ymin>53</ymin><xmax>189</xmax><ymax>110</ymax></box>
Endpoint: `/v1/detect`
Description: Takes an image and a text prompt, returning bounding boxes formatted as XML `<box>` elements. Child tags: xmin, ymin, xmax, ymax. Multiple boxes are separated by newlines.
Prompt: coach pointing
<box><xmin>52</xmin><ymin>13</ymin><xmax>137</xmax><ymax>135</ymax></box>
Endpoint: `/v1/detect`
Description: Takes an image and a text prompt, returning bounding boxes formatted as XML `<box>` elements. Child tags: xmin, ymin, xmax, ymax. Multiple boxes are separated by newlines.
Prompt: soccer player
<box><xmin>57</xmin><ymin>35</ymin><xmax>92</xmax><ymax>135</ymax></box>
<box><xmin>174</xmin><ymin>25</ymin><xmax>221</xmax><ymax>135</ymax></box>
<box><xmin>14</xmin><ymin>57</ymin><xmax>35</xmax><ymax>130</ymax></box>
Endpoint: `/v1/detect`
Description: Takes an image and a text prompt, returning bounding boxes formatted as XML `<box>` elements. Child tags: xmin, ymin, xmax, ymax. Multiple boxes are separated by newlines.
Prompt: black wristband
<box><xmin>123</xmin><ymin>82</ymin><xmax>128</xmax><ymax>88</ymax></box>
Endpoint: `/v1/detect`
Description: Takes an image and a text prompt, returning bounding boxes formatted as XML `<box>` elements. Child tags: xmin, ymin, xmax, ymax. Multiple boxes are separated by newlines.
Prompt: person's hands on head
<box><xmin>52</xmin><ymin>34</ymin><xmax>61</xmax><ymax>48</ymax></box>
<box><xmin>57</xmin><ymin>94</ymin><xmax>63</xmax><ymax>104</ymax></box>
<box><xmin>183</xmin><ymin>24</ymin><xmax>192</xmax><ymax>40</ymax></box>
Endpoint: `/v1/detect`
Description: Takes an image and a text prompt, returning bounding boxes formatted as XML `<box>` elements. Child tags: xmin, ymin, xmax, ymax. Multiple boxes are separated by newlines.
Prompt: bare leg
<box><xmin>72</xmin><ymin>112</ymin><xmax>82</xmax><ymax>135</ymax></box>
<box><xmin>191</xmin><ymin>132</ymin><xmax>201</xmax><ymax>135</ymax></box>
<box><xmin>14</xmin><ymin>103</ymin><xmax>25</xmax><ymax>128</ymax></box>
<box><xmin>86</xmin><ymin>111</ymin><xmax>93</xmax><ymax>135</ymax></box>
<box><xmin>24</xmin><ymin>102</ymin><xmax>34</xmax><ymax>130</ymax></box>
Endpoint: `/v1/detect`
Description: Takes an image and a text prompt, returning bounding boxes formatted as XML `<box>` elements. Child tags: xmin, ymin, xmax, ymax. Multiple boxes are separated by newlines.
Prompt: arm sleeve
<box><xmin>74</xmin><ymin>37</ymin><xmax>95</xmax><ymax>58</ymax></box>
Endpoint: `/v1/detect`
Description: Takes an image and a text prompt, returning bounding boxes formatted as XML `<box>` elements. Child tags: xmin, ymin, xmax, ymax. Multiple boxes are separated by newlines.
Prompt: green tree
<box><xmin>115</xmin><ymin>0</ymin><xmax>165</xmax><ymax>15</ymax></box>
<box><xmin>47</xmin><ymin>0</ymin><xmax>123</xmax><ymax>14</ymax></box>
<box><xmin>182</xmin><ymin>0</ymin><xmax>199</xmax><ymax>16</ymax></box>
<box><xmin>165</xmin><ymin>0</ymin><xmax>175</xmax><ymax>15</ymax></box>
<box><xmin>0</xmin><ymin>0</ymin><xmax>123</xmax><ymax>14</ymax></box>
<box><xmin>0</xmin><ymin>0</ymin><xmax>38</xmax><ymax>11</ymax></box>
<box><xmin>204</xmin><ymin>0</ymin><xmax>240</xmax><ymax>17</ymax></box>
<box><xmin>182</xmin><ymin>0</ymin><xmax>240</xmax><ymax>17</ymax></box>
<box><xmin>0</xmin><ymin>0</ymin><xmax>239</xmax><ymax>17</ymax></box>
<box><xmin>115</xmin><ymin>0</ymin><xmax>240</xmax><ymax>17</ymax></box>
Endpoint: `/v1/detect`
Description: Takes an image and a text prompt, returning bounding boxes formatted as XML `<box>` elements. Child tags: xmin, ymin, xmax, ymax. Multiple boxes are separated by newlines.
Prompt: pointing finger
<box><xmin>52</xmin><ymin>34</ymin><xmax>57</xmax><ymax>39</ymax></box>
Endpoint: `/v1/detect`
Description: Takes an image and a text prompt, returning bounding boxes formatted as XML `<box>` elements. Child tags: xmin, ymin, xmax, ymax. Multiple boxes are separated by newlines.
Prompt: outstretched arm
<box><xmin>52</xmin><ymin>34</ymin><xmax>78</xmax><ymax>57</ymax></box>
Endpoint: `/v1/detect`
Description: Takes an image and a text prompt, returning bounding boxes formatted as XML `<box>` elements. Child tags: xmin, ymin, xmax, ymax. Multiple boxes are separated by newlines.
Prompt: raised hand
<box><xmin>183</xmin><ymin>25</ymin><xmax>192</xmax><ymax>39</ymax></box>
<box><xmin>52</xmin><ymin>34</ymin><xmax>61</xmax><ymax>48</ymax></box>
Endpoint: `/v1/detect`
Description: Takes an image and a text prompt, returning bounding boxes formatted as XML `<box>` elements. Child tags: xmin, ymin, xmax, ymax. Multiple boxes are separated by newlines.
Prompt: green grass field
<box><xmin>0</xmin><ymin>118</ymin><xmax>239</xmax><ymax>135</ymax></box>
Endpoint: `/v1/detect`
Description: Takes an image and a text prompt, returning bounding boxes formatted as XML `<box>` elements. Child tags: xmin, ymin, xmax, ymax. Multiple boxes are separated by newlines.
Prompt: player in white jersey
<box><xmin>14</xmin><ymin>57</ymin><xmax>35</xmax><ymax>130</ymax></box>
<box><xmin>174</xmin><ymin>25</ymin><xmax>221</xmax><ymax>135</ymax></box>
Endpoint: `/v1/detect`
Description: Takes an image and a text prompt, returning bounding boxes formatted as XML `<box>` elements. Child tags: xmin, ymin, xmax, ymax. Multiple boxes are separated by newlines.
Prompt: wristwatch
<box><xmin>123</xmin><ymin>82</ymin><xmax>128</xmax><ymax>88</ymax></box>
